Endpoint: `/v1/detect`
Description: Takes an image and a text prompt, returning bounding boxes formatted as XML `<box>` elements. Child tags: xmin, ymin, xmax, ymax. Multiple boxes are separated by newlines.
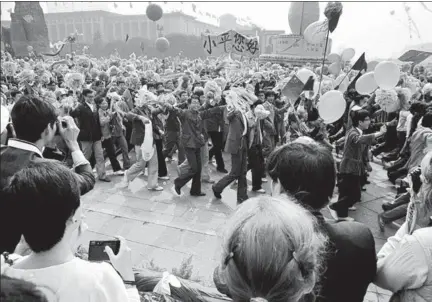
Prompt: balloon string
<box><xmin>317</xmin><ymin>28</ymin><xmax>330</xmax><ymax>100</ymax></box>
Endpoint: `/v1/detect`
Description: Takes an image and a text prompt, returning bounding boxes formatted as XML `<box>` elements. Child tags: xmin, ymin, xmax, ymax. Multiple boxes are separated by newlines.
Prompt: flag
<box><xmin>129</xmin><ymin>2</ymin><xmax>133</xmax><ymax>8</ymax></box>
<box><xmin>114</xmin><ymin>2</ymin><xmax>118</xmax><ymax>9</ymax></box>
<box><xmin>192</xmin><ymin>4</ymin><xmax>196</xmax><ymax>12</ymax></box>
<box><xmin>347</xmin><ymin>71</ymin><xmax>364</xmax><ymax>91</ymax></box>
<box><xmin>282</xmin><ymin>75</ymin><xmax>304</xmax><ymax>101</ymax></box>
<box><xmin>351</xmin><ymin>52</ymin><xmax>367</xmax><ymax>72</ymax></box>
<box><xmin>302</xmin><ymin>76</ymin><xmax>315</xmax><ymax>92</ymax></box>
<box><xmin>125</xmin><ymin>34</ymin><xmax>129</xmax><ymax>42</ymax></box>
<box><xmin>140</xmin><ymin>42</ymin><xmax>145</xmax><ymax>53</ymax></box>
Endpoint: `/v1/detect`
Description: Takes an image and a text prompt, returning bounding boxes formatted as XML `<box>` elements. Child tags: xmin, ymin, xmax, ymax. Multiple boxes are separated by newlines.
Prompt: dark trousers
<box><xmin>248</xmin><ymin>144</ymin><xmax>264</xmax><ymax>191</ymax></box>
<box><xmin>155</xmin><ymin>139</ymin><xmax>167</xmax><ymax>177</ymax></box>
<box><xmin>381</xmin><ymin>192</ymin><xmax>410</xmax><ymax>223</ymax></box>
<box><xmin>102</xmin><ymin>137</ymin><xmax>122</xmax><ymax>172</ymax></box>
<box><xmin>174</xmin><ymin>147</ymin><xmax>201</xmax><ymax>194</ymax></box>
<box><xmin>214</xmin><ymin>140</ymin><xmax>248</xmax><ymax>203</ymax></box>
<box><xmin>163</xmin><ymin>131</ymin><xmax>185</xmax><ymax>165</ymax></box>
<box><xmin>331</xmin><ymin>173</ymin><xmax>362</xmax><ymax>217</ymax></box>
<box><xmin>208</xmin><ymin>131</ymin><xmax>225</xmax><ymax>170</ymax></box>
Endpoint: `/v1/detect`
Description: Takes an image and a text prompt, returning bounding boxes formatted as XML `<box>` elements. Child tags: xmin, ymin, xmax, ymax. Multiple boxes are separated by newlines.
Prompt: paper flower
<box><xmin>135</xmin><ymin>89</ymin><xmax>157</xmax><ymax>107</ymax></box>
<box><xmin>17</xmin><ymin>69</ymin><xmax>36</xmax><ymax>84</ymax></box>
<box><xmin>376</xmin><ymin>88</ymin><xmax>399</xmax><ymax>113</ymax></box>
<box><xmin>34</xmin><ymin>62</ymin><xmax>46</xmax><ymax>76</ymax></box>
<box><xmin>3</xmin><ymin>62</ymin><xmax>17</xmax><ymax>76</ymax></box>
<box><xmin>64</xmin><ymin>72</ymin><xmax>84</xmax><ymax>91</ymax></box>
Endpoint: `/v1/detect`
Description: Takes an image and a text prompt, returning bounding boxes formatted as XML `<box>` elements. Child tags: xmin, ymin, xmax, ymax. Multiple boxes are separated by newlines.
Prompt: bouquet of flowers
<box><xmin>3</xmin><ymin>62</ymin><xmax>17</xmax><ymax>76</ymax></box>
<box><xmin>376</xmin><ymin>88</ymin><xmax>399</xmax><ymax>113</ymax></box>
<box><xmin>64</xmin><ymin>72</ymin><xmax>84</xmax><ymax>91</ymax></box>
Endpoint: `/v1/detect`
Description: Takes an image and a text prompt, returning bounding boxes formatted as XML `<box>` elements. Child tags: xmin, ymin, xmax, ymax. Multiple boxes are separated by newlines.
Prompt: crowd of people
<box><xmin>0</xmin><ymin>47</ymin><xmax>431</xmax><ymax>302</ymax></box>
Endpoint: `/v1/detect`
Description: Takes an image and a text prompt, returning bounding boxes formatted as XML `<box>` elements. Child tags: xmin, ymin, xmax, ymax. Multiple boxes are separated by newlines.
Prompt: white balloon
<box><xmin>328</xmin><ymin>53</ymin><xmax>341</xmax><ymax>63</ymax></box>
<box><xmin>341</xmin><ymin>48</ymin><xmax>355</xmax><ymax>61</ymax></box>
<box><xmin>374</xmin><ymin>61</ymin><xmax>400</xmax><ymax>90</ymax></box>
<box><xmin>355</xmin><ymin>72</ymin><xmax>378</xmax><ymax>94</ymax></box>
<box><xmin>318</xmin><ymin>90</ymin><xmax>347</xmax><ymax>124</ymax></box>
<box><xmin>296</xmin><ymin>68</ymin><xmax>316</xmax><ymax>84</ymax></box>
<box><xmin>334</xmin><ymin>73</ymin><xmax>350</xmax><ymax>93</ymax></box>
<box><xmin>328</xmin><ymin>62</ymin><xmax>341</xmax><ymax>76</ymax></box>
<box><xmin>303</xmin><ymin>20</ymin><xmax>329</xmax><ymax>44</ymax></box>
<box><xmin>367</xmin><ymin>61</ymin><xmax>379</xmax><ymax>72</ymax></box>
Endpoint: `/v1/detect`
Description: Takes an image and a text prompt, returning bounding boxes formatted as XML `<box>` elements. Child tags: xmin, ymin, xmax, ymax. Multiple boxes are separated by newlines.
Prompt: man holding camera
<box><xmin>0</xmin><ymin>95</ymin><xmax>95</xmax><ymax>254</ymax></box>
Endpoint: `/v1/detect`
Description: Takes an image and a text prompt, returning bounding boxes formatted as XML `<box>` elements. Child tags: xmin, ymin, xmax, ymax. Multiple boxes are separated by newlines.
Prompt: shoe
<box><xmin>116</xmin><ymin>180</ymin><xmax>130</xmax><ymax>189</ymax></box>
<box><xmin>113</xmin><ymin>170</ymin><xmax>125</xmax><ymax>176</ymax></box>
<box><xmin>203</xmin><ymin>179</ymin><xmax>215</xmax><ymax>184</ymax></box>
<box><xmin>382</xmin><ymin>201</ymin><xmax>394</xmax><ymax>212</ymax></box>
<box><xmin>365</xmin><ymin>180</ymin><xmax>371</xmax><ymax>185</ymax></box>
<box><xmin>148</xmin><ymin>186</ymin><xmax>164</xmax><ymax>191</ymax></box>
<box><xmin>327</xmin><ymin>205</ymin><xmax>339</xmax><ymax>221</ymax></box>
<box><xmin>217</xmin><ymin>168</ymin><xmax>228</xmax><ymax>173</ymax></box>
<box><xmin>172</xmin><ymin>185</ymin><xmax>181</xmax><ymax>196</ymax></box>
<box><xmin>165</xmin><ymin>157</ymin><xmax>172</xmax><ymax>163</ymax></box>
<box><xmin>99</xmin><ymin>177</ymin><xmax>111</xmax><ymax>182</ymax></box>
<box><xmin>212</xmin><ymin>186</ymin><xmax>222</xmax><ymax>199</ymax></box>
<box><xmin>253</xmin><ymin>188</ymin><xmax>266</xmax><ymax>194</ymax></box>
<box><xmin>361</xmin><ymin>187</ymin><xmax>366</xmax><ymax>191</ymax></box>
<box><xmin>261</xmin><ymin>178</ymin><xmax>268</xmax><ymax>183</ymax></box>
<box><xmin>378</xmin><ymin>214</ymin><xmax>385</xmax><ymax>232</ymax></box>
<box><xmin>348</xmin><ymin>206</ymin><xmax>357</xmax><ymax>211</ymax></box>
<box><xmin>191</xmin><ymin>192</ymin><xmax>206</xmax><ymax>197</ymax></box>
<box><xmin>158</xmin><ymin>176</ymin><xmax>170</xmax><ymax>180</ymax></box>
<box><xmin>338</xmin><ymin>216</ymin><xmax>355</xmax><ymax>222</ymax></box>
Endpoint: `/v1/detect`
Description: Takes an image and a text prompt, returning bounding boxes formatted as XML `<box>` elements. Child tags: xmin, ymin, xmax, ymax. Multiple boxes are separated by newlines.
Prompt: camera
<box><xmin>55</xmin><ymin>119</ymin><xmax>67</xmax><ymax>136</ymax></box>
<box><xmin>409</xmin><ymin>168</ymin><xmax>422</xmax><ymax>194</ymax></box>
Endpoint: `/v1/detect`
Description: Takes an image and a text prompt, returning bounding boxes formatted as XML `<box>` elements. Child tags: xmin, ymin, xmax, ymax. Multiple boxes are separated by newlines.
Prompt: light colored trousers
<box><xmin>81</xmin><ymin>140</ymin><xmax>106</xmax><ymax>179</ymax></box>
<box><xmin>178</xmin><ymin>143</ymin><xmax>210</xmax><ymax>181</ymax></box>
<box><xmin>126</xmin><ymin>145</ymin><xmax>158</xmax><ymax>189</ymax></box>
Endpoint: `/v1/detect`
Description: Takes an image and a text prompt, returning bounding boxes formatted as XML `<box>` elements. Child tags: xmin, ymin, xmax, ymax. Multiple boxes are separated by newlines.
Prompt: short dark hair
<box><xmin>0</xmin><ymin>276</ymin><xmax>48</xmax><ymax>302</ymax></box>
<box><xmin>352</xmin><ymin>109</ymin><xmax>370</xmax><ymax>127</ymax></box>
<box><xmin>6</xmin><ymin>160</ymin><xmax>80</xmax><ymax>253</ymax></box>
<box><xmin>179</xmin><ymin>90</ymin><xmax>188</xmax><ymax>97</ymax></box>
<box><xmin>82</xmin><ymin>88</ymin><xmax>93</xmax><ymax>97</ymax></box>
<box><xmin>10</xmin><ymin>90</ymin><xmax>21</xmax><ymax>98</ymax></box>
<box><xmin>265</xmin><ymin>90</ymin><xmax>275</xmax><ymax>98</ymax></box>
<box><xmin>422</xmin><ymin>111</ymin><xmax>432</xmax><ymax>128</ymax></box>
<box><xmin>267</xmin><ymin>142</ymin><xmax>336</xmax><ymax>210</ymax></box>
<box><xmin>11</xmin><ymin>96</ymin><xmax>57</xmax><ymax>143</ymax></box>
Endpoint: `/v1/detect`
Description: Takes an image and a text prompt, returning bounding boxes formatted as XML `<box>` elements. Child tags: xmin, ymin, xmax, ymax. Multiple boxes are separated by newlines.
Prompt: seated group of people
<box><xmin>1</xmin><ymin>93</ymin><xmax>431</xmax><ymax>301</ymax></box>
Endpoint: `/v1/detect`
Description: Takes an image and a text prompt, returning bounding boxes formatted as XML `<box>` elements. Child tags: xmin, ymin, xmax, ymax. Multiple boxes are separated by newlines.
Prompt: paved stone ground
<box><xmin>79</xmin><ymin>150</ymin><xmax>400</xmax><ymax>301</ymax></box>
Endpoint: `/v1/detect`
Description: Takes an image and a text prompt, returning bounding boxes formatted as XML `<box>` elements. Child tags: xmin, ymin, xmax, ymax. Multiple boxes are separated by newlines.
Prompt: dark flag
<box><xmin>140</xmin><ymin>42</ymin><xmax>145</xmax><ymax>53</ymax></box>
<box><xmin>282</xmin><ymin>75</ymin><xmax>304</xmax><ymax>101</ymax></box>
<box><xmin>125</xmin><ymin>34</ymin><xmax>129</xmax><ymax>43</ymax></box>
<box><xmin>351</xmin><ymin>52</ymin><xmax>367</xmax><ymax>72</ymax></box>
<box><xmin>130</xmin><ymin>2</ymin><xmax>133</xmax><ymax>8</ymax></box>
<box><xmin>192</xmin><ymin>4</ymin><xmax>196</xmax><ymax>12</ymax></box>
<box><xmin>347</xmin><ymin>71</ymin><xmax>364</xmax><ymax>91</ymax></box>
<box><xmin>324</xmin><ymin>2</ymin><xmax>343</xmax><ymax>33</ymax></box>
<box><xmin>302</xmin><ymin>76</ymin><xmax>315</xmax><ymax>92</ymax></box>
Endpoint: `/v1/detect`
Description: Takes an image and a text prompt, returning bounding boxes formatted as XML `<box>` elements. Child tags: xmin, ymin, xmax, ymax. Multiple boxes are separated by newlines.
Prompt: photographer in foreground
<box><xmin>374</xmin><ymin>151</ymin><xmax>432</xmax><ymax>302</ymax></box>
<box><xmin>0</xmin><ymin>96</ymin><xmax>95</xmax><ymax>254</ymax></box>
<box><xmin>2</xmin><ymin>161</ymin><xmax>139</xmax><ymax>302</ymax></box>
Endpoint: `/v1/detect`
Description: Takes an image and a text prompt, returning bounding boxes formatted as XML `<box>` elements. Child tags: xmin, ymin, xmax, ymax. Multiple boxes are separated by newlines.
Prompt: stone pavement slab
<box><xmin>78</xmin><ymin>152</ymin><xmax>399</xmax><ymax>301</ymax></box>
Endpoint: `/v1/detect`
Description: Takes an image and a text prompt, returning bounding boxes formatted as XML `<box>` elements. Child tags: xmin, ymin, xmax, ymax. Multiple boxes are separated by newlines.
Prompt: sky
<box><xmin>2</xmin><ymin>1</ymin><xmax>432</xmax><ymax>60</ymax></box>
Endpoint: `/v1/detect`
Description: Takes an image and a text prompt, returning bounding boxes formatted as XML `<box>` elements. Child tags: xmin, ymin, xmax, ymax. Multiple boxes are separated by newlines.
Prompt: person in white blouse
<box><xmin>2</xmin><ymin>160</ymin><xmax>140</xmax><ymax>302</ymax></box>
<box><xmin>374</xmin><ymin>151</ymin><xmax>432</xmax><ymax>302</ymax></box>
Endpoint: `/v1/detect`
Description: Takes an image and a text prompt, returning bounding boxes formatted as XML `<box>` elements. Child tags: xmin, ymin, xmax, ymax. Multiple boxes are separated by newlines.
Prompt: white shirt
<box><xmin>7</xmin><ymin>138</ymin><xmax>89</xmax><ymax>168</ymax></box>
<box><xmin>86</xmin><ymin>101</ymin><xmax>94</xmax><ymax>112</ymax></box>
<box><xmin>4</xmin><ymin>257</ymin><xmax>140</xmax><ymax>302</ymax></box>
<box><xmin>356</xmin><ymin>127</ymin><xmax>363</xmax><ymax>136</ymax></box>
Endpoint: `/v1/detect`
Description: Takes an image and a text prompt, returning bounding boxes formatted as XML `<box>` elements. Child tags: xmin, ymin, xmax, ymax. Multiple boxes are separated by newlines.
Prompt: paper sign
<box><xmin>271</xmin><ymin>34</ymin><xmax>332</xmax><ymax>57</ymax></box>
<box><xmin>201</xmin><ymin>30</ymin><xmax>259</xmax><ymax>57</ymax></box>
<box><xmin>281</xmin><ymin>75</ymin><xmax>304</xmax><ymax>101</ymax></box>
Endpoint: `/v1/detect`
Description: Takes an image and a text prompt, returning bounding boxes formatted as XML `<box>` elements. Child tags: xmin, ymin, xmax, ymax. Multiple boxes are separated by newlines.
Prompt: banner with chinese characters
<box><xmin>201</xmin><ymin>30</ymin><xmax>260</xmax><ymax>58</ymax></box>
<box><xmin>271</xmin><ymin>34</ymin><xmax>332</xmax><ymax>57</ymax></box>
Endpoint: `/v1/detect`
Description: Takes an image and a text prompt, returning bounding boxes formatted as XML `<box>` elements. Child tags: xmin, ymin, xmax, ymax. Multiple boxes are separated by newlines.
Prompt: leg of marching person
<box><xmin>114</xmin><ymin>135</ymin><xmax>131</xmax><ymax>170</ymax></box>
<box><xmin>237</xmin><ymin>146</ymin><xmax>249</xmax><ymax>204</ymax></box>
<box><xmin>174</xmin><ymin>147</ymin><xmax>199</xmax><ymax>193</ymax></box>
<box><xmin>201</xmin><ymin>142</ymin><xmax>213</xmax><ymax>183</ymax></box>
<box><xmin>147</xmin><ymin>147</ymin><xmax>161</xmax><ymax>190</ymax></box>
<box><xmin>80</xmin><ymin>141</ymin><xmax>93</xmax><ymax>161</ymax></box>
<box><xmin>190</xmin><ymin>148</ymin><xmax>203</xmax><ymax>195</ymax></box>
<box><xmin>155</xmin><ymin>139</ymin><xmax>168</xmax><ymax>178</ymax></box>
<box><xmin>93</xmin><ymin>140</ymin><xmax>108</xmax><ymax>181</ymax></box>
<box><xmin>125</xmin><ymin>145</ymin><xmax>146</xmax><ymax>182</ymax></box>
<box><xmin>213</xmin><ymin>151</ymin><xmax>242</xmax><ymax>197</ymax></box>
<box><xmin>103</xmin><ymin>137</ymin><xmax>122</xmax><ymax>173</ymax></box>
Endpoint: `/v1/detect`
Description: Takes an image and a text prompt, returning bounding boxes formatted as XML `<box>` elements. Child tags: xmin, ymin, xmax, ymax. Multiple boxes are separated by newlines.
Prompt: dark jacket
<box><xmin>70</xmin><ymin>102</ymin><xmax>102</xmax><ymax>142</ymax></box>
<box><xmin>315</xmin><ymin>212</ymin><xmax>377</xmax><ymax>302</ymax></box>
<box><xmin>0</xmin><ymin>142</ymin><xmax>95</xmax><ymax>254</ymax></box>
<box><xmin>340</xmin><ymin>128</ymin><xmax>375</xmax><ymax>176</ymax></box>
<box><xmin>204</xmin><ymin>104</ymin><xmax>225</xmax><ymax>133</ymax></box>
<box><xmin>224</xmin><ymin>110</ymin><xmax>248</xmax><ymax>154</ymax></box>
<box><xmin>171</xmin><ymin>106</ymin><xmax>224</xmax><ymax>149</ymax></box>
<box><xmin>125</xmin><ymin>106</ymin><xmax>163</xmax><ymax>146</ymax></box>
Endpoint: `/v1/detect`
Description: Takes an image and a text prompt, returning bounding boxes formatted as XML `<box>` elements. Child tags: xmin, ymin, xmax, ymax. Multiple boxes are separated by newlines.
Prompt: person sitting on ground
<box><xmin>2</xmin><ymin>160</ymin><xmax>139</xmax><ymax>302</ymax></box>
<box><xmin>215</xmin><ymin>195</ymin><xmax>327</xmax><ymax>302</ymax></box>
<box><xmin>0</xmin><ymin>96</ymin><xmax>95</xmax><ymax>254</ymax></box>
<box><xmin>266</xmin><ymin>139</ymin><xmax>377</xmax><ymax>302</ymax></box>
<box><xmin>374</xmin><ymin>151</ymin><xmax>432</xmax><ymax>302</ymax></box>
